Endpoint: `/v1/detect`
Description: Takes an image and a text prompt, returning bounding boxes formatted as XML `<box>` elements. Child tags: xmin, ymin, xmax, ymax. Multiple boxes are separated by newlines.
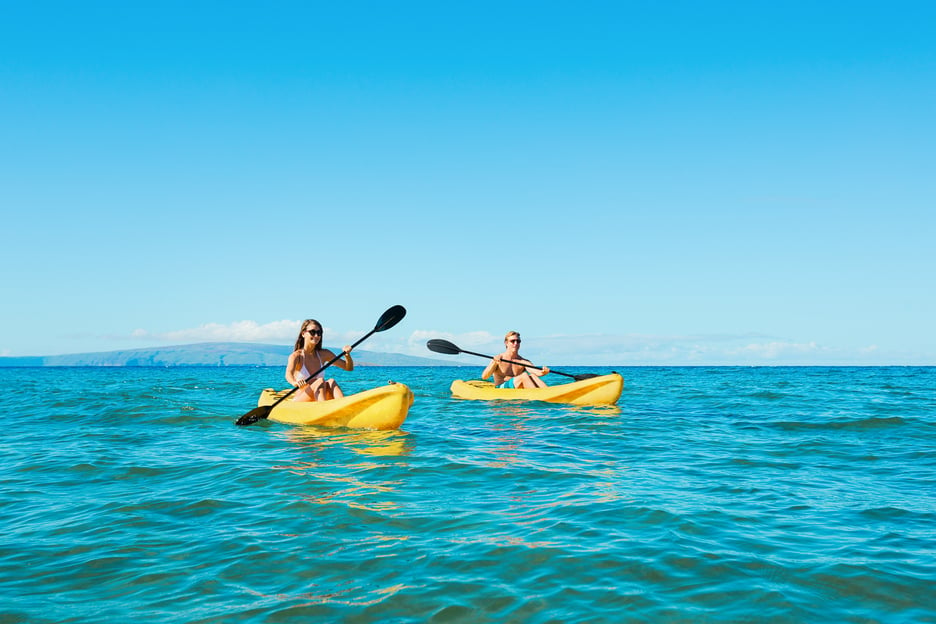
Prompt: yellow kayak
<box><xmin>257</xmin><ymin>382</ymin><xmax>414</xmax><ymax>429</ymax></box>
<box><xmin>450</xmin><ymin>373</ymin><xmax>623</xmax><ymax>406</ymax></box>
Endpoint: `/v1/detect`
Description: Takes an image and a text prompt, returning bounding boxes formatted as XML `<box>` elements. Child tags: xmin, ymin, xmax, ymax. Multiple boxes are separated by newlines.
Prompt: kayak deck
<box><xmin>258</xmin><ymin>382</ymin><xmax>414</xmax><ymax>429</ymax></box>
<box><xmin>450</xmin><ymin>373</ymin><xmax>623</xmax><ymax>406</ymax></box>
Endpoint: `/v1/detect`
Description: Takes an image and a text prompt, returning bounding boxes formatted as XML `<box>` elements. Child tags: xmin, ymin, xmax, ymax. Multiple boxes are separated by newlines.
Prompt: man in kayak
<box><xmin>481</xmin><ymin>331</ymin><xmax>550</xmax><ymax>389</ymax></box>
<box><xmin>286</xmin><ymin>319</ymin><xmax>354</xmax><ymax>401</ymax></box>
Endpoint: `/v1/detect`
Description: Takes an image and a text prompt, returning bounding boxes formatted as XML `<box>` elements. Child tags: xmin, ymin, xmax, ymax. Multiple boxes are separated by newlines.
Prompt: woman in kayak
<box><xmin>482</xmin><ymin>331</ymin><xmax>550</xmax><ymax>389</ymax></box>
<box><xmin>286</xmin><ymin>319</ymin><xmax>354</xmax><ymax>401</ymax></box>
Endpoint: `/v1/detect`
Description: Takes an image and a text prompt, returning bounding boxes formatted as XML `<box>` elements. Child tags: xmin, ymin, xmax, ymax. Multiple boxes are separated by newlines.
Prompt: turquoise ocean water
<box><xmin>1</xmin><ymin>366</ymin><xmax>934</xmax><ymax>623</ymax></box>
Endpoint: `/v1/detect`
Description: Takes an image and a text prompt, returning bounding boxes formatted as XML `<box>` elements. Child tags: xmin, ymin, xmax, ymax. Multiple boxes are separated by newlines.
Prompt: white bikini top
<box><xmin>297</xmin><ymin>351</ymin><xmax>325</xmax><ymax>381</ymax></box>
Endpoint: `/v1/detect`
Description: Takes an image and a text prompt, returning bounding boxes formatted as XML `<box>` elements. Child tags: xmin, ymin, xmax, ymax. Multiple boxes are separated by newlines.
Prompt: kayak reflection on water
<box><xmin>277</xmin><ymin>428</ymin><xmax>412</xmax><ymax>458</ymax></box>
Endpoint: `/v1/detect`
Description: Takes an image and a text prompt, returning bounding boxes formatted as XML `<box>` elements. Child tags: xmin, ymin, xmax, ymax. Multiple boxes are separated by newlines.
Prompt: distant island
<box><xmin>0</xmin><ymin>342</ymin><xmax>461</xmax><ymax>367</ymax></box>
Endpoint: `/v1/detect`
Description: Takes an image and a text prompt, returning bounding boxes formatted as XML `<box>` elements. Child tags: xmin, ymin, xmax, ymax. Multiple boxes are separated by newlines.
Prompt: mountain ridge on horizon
<box><xmin>0</xmin><ymin>341</ymin><xmax>460</xmax><ymax>367</ymax></box>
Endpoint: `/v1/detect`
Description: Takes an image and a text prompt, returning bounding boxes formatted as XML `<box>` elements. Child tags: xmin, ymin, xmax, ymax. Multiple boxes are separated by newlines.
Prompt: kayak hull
<box><xmin>258</xmin><ymin>382</ymin><xmax>414</xmax><ymax>429</ymax></box>
<box><xmin>450</xmin><ymin>373</ymin><xmax>623</xmax><ymax>406</ymax></box>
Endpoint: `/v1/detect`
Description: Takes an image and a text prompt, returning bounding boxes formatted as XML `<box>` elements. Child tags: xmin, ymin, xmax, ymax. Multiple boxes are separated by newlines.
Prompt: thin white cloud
<box><xmin>399</xmin><ymin>329</ymin><xmax>502</xmax><ymax>363</ymax></box>
<box><xmin>407</xmin><ymin>329</ymin><xmax>497</xmax><ymax>350</ymax></box>
<box><xmin>121</xmin><ymin>320</ymin><xmax>412</xmax><ymax>353</ymax></box>
<box><xmin>401</xmin><ymin>330</ymin><xmax>917</xmax><ymax>365</ymax></box>
<box><xmin>730</xmin><ymin>341</ymin><xmax>824</xmax><ymax>359</ymax></box>
<box><xmin>131</xmin><ymin>320</ymin><xmax>303</xmax><ymax>344</ymax></box>
<box><xmin>100</xmin><ymin>324</ymin><xmax>928</xmax><ymax>365</ymax></box>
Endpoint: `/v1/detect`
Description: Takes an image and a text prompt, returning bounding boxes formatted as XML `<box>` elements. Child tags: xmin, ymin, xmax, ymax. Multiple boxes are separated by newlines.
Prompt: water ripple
<box><xmin>0</xmin><ymin>366</ymin><xmax>934</xmax><ymax>622</ymax></box>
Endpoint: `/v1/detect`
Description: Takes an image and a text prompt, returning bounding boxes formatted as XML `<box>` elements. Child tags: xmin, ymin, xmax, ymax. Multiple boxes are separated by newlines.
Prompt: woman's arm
<box><xmin>327</xmin><ymin>346</ymin><xmax>354</xmax><ymax>371</ymax></box>
<box><xmin>285</xmin><ymin>351</ymin><xmax>302</xmax><ymax>386</ymax></box>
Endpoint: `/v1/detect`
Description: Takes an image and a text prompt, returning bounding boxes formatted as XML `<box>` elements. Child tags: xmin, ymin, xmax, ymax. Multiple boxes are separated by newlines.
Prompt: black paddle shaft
<box><xmin>425</xmin><ymin>338</ymin><xmax>596</xmax><ymax>381</ymax></box>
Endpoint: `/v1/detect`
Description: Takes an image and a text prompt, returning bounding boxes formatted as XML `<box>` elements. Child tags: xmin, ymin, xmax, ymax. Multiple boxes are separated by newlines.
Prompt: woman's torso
<box><xmin>297</xmin><ymin>350</ymin><xmax>326</xmax><ymax>380</ymax></box>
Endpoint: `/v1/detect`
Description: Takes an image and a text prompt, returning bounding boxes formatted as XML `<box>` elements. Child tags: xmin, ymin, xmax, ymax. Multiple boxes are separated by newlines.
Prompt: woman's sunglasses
<box><xmin>305</xmin><ymin>329</ymin><xmax>323</xmax><ymax>336</ymax></box>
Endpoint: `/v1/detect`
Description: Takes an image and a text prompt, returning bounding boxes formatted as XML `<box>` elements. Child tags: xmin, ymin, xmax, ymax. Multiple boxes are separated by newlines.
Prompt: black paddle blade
<box><xmin>572</xmin><ymin>373</ymin><xmax>602</xmax><ymax>381</ymax></box>
<box><xmin>426</xmin><ymin>339</ymin><xmax>461</xmax><ymax>355</ymax></box>
<box><xmin>235</xmin><ymin>405</ymin><xmax>272</xmax><ymax>426</ymax></box>
<box><xmin>375</xmin><ymin>305</ymin><xmax>406</xmax><ymax>332</ymax></box>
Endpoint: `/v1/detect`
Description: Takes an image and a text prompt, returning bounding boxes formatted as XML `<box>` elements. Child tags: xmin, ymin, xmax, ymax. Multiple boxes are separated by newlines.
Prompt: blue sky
<box><xmin>2</xmin><ymin>1</ymin><xmax>934</xmax><ymax>365</ymax></box>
